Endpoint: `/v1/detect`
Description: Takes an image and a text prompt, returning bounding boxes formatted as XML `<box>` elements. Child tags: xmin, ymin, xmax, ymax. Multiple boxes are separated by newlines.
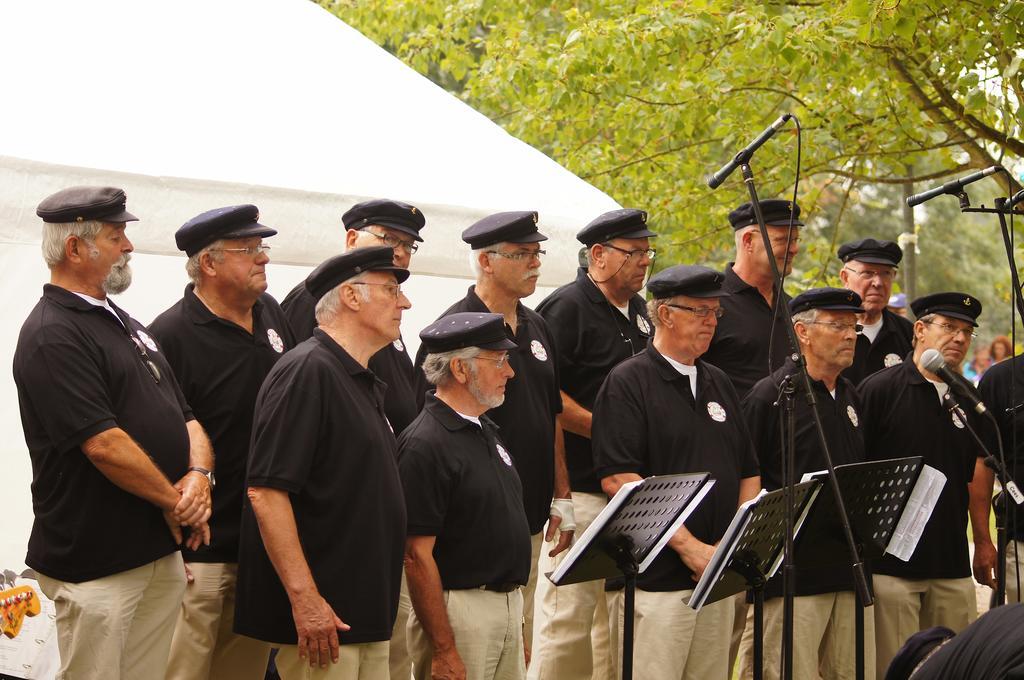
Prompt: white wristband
<box><xmin>549</xmin><ymin>498</ymin><xmax>576</xmax><ymax>532</ymax></box>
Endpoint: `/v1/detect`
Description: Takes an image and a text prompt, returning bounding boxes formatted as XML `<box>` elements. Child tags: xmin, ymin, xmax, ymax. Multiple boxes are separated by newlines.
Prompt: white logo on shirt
<box><xmin>951</xmin><ymin>411</ymin><xmax>965</xmax><ymax>429</ymax></box>
<box><xmin>136</xmin><ymin>330</ymin><xmax>159</xmax><ymax>353</ymax></box>
<box><xmin>267</xmin><ymin>328</ymin><xmax>285</xmax><ymax>354</ymax></box>
<box><xmin>496</xmin><ymin>443</ymin><xmax>514</xmax><ymax>467</ymax></box>
<box><xmin>883</xmin><ymin>353</ymin><xmax>902</xmax><ymax>368</ymax></box>
<box><xmin>847</xmin><ymin>405</ymin><xmax>859</xmax><ymax>427</ymax></box>
<box><xmin>393</xmin><ymin>338</ymin><xmax>405</xmax><ymax>352</ymax></box>
<box><xmin>707</xmin><ymin>401</ymin><xmax>727</xmax><ymax>422</ymax></box>
<box><xmin>636</xmin><ymin>315</ymin><xmax>651</xmax><ymax>335</ymax></box>
<box><xmin>531</xmin><ymin>340</ymin><xmax>548</xmax><ymax>362</ymax></box>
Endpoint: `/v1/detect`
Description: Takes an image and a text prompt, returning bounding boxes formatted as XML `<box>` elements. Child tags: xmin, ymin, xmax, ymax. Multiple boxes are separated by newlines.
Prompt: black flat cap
<box><xmin>305</xmin><ymin>246</ymin><xmax>410</xmax><ymax>300</ymax></box>
<box><xmin>419</xmin><ymin>312</ymin><xmax>518</xmax><ymax>354</ymax></box>
<box><xmin>37</xmin><ymin>186</ymin><xmax>138</xmax><ymax>224</ymax></box>
<box><xmin>911</xmin><ymin>292</ymin><xmax>982</xmax><ymax>327</ymax></box>
<box><xmin>647</xmin><ymin>265</ymin><xmax>730</xmax><ymax>300</ymax></box>
<box><xmin>462</xmin><ymin>211</ymin><xmax>547</xmax><ymax>248</ymax></box>
<box><xmin>342</xmin><ymin>198</ymin><xmax>425</xmax><ymax>242</ymax></box>
<box><xmin>838</xmin><ymin>238</ymin><xmax>903</xmax><ymax>266</ymax></box>
<box><xmin>882</xmin><ymin>626</ymin><xmax>955</xmax><ymax>680</ymax></box>
<box><xmin>790</xmin><ymin>287</ymin><xmax>865</xmax><ymax>315</ymax></box>
<box><xmin>577</xmin><ymin>208</ymin><xmax>657</xmax><ymax>246</ymax></box>
<box><xmin>728</xmin><ymin>199</ymin><xmax>803</xmax><ymax>231</ymax></box>
<box><xmin>175</xmin><ymin>205</ymin><xmax>277</xmax><ymax>257</ymax></box>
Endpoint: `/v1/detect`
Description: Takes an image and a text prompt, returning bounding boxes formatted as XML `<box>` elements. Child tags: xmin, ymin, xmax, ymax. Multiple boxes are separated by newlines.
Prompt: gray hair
<box><xmin>422</xmin><ymin>346</ymin><xmax>482</xmax><ymax>387</ymax></box>
<box><xmin>313</xmin><ymin>274</ymin><xmax>371</xmax><ymax>325</ymax></box>
<box><xmin>647</xmin><ymin>297</ymin><xmax>667</xmax><ymax>328</ymax></box>
<box><xmin>41</xmin><ymin>220</ymin><xmax>104</xmax><ymax>268</ymax></box>
<box><xmin>791</xmin><ymin>308</ymin><xmax>820</xmax><ymax>327</ymax></box>
<box><xmin>912</xmin><ymin>313</ymin><xmax>938</xmax><ymax>347</ymax></box>
<box><xmin>469</xmin><ymin>247</ymin><xmax>490</xmax><ymax>277</ymax></box>
<box><xmin>185</xmin><ymin>240</ymin><xmax>226</xmax><ymax>286</ymax></box>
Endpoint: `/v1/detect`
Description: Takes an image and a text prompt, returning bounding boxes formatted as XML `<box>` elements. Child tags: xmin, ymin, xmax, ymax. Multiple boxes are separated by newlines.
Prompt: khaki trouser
<box><xmin>390</xmin><ymin>573</ymin><xmax>412</xmax><ymax>680</ymax></box>
<box><xmin>872</xmin><ymin>574</ymin><xmax>976</xmax><ymax>679</ymax></box>
<box><xmin>523</xmin><ymin>531</ymin><xmax>543</xmax><ymax>659</ymax></box>
<box><xmin>165</xmin><ymin>561</ymin><xmax>271</xmax><ymax>680</ymax></box>
<box><xmin>276</xmin><ymin>640</ymin><xmax>390</xmax><ymax>680</ymax></box>
<box><xmin>528</xmin><ymin>492</ymin><xmax>612</xmax><ymax>680</ymax></box>
<box><xmin>408</xmin><ymin>587</ymin><xmax>525</xmax><ymax>680</ymax></box>
<box><xmin>607</xmin><ymin>588</ymin><xmax>732</xmax><ymax>680</ymax></box>
<box><xmin>1005</xmin><ymin>540</ymin><xmax>1023</xmax><ymax>603</ymax></box>
<box><xmin>37</xmin><ymin>551</ymin><xmax>187</xmax><ymax>680</ymax></box>
<box><xmin>737</xmin><ymin>591</ymin><xmax>875</xmax><ymax>680</ymax></box>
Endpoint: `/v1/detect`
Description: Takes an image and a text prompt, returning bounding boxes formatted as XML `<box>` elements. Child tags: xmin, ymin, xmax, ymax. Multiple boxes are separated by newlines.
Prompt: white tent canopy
<box><xmin>0</xmin><ymin>0</ymin><xmax>620</xmax><ymax>571</ymax></box>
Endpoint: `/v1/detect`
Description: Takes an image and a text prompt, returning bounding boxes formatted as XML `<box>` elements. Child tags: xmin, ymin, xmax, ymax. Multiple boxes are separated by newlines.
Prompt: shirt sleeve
<box><xmin>16</xmin><ymin>323</ymin><xmax>118</xmax><ymax>453</ymax></box>
<box><xmin>397</xmin><ymin>431</ymin><xmax>453</xmax><ymax>535</ymax></box>
<box><xmin>247</xmin><ymin>365</ymin><xmax>322</xmax><ymax>492</ymax></box>
<box><xmin>591</xmin><ymin>365</ymin><xmax>648</xmax><ymax>479</ymax></box>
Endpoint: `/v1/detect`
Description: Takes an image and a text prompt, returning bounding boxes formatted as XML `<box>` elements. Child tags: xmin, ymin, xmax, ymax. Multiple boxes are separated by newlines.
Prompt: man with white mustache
<box><xmin>414</xmin><ymin>212</ymin><xmax>573</xmax><ymax>665</ymax></box>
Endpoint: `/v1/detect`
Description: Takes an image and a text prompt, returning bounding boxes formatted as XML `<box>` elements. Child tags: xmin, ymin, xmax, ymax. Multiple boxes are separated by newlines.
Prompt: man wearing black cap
<box><xmin>739</xmin><ymin>288</ymin><xmax>874</xmax><ymax>680</ymax></box>
<box><xmin>281</xmin><ymin>197</ymin><xmax>425</xmax><ymax>436</ymax></box>
<box><xmin>413</xmin><ymin>211</ymin><xmax>572</xmax><ymax>663</ymax></box>
<box><xmin>531</xmin><ymin>208</ymin><xmax>656</xmax><ymax>680</ymax></box>
<box><xmin>592</xmin><ymin>264</ymin><xmax>760</xmax><ymax>680</ymax></box>
<box><xmin>148</xmin><ymin>205</ymin><xmax>294</xmax><ymax>680</ymax></box>
<box><xmin>234</xmin><ymin>247</ymin><xmax>410</xmax><ymax>679</ymax></box>
<box><xmin>837</xmin><ymin>238</ymin><xmax>913</xmax><ymax>385</ymax></box>
<box><xmin>857</xmin><ymin>292</ymin><xmax>995</xmax><ymax>678</ymax></box>
<box><xmin>401</xmin><ymin>312</ymin><xmax>532</xmax><ymax>680</ymax></box>
<box><xmin>14</xmin><ymin>186</ymin><xmax>212</xmax><ymax>680</ymax></box>
<box><xmin>704</xmin><ymin>198</ymin><xmax>803</xmax><ymax>397</ymax></box>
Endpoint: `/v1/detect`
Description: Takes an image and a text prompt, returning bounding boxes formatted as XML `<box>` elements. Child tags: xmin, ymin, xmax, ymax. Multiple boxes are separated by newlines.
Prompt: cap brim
<box><xmin>505</xmin><ymin>231</ymin><xmax>548</xmax><ymax>244</ymax></box>
<box><xmin>687</xmin><ymin>289</ymin><xmax>732</xmax><ymax>299</ymax></box>
<box><xmin>822</xmin><ymin>304</ymin><xmax>866</xmax><ymax>313</ymax></box>
<box><xmin>847</xmin><ymin>255</ymin><xmax>899</xmax><ymax>266</ymax></box>
<box><xmin>371</xmin><ymin>220</ymin><xmax>424</xmax><ymax>242</ymax></box>
<box><xmin>479</xmin><ymin>337</ymin><xmax>518</xmax><ymax>351</ymax></box>
<box><xmin>222</xmin><ymin>223</ymin><xmax>278</xmax><ymax>240</ymax></box>
<box><xmin>933</xmin><ymin>311</ymin><xmax>979</xmax><ymax>327</ymax></box>
<box><xmin>372</xmin><ymin>265</ymin><xmax>411</xmax><ymax>284</ymax></box>
<box><xmin>763</xmin><ymin>218</ymin><xmax>805</xmax><ymax>227</ymax></box>
<box><xmin>610</xmin><ymin>227</ymin><xmax>658</xmax><ymax>240</ymax></box>
<box><xmin>101</xmin><ymin>208</ymin><xmax>139</xmax><ymax>223</ymax></box>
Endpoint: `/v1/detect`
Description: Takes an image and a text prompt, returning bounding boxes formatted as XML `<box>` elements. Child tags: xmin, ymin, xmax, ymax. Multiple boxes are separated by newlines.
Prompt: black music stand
<box><xmin>794</xmin><ymin>457</ymin><xmax>930</xmax><ymax>680</ymax></box>
<box><xmin>547</xmin><ymin>473</ymin><xmax>715</xmax><ymax>680</ymax></box>
<box><xmin>688</xmin><ymin>481</ymin><xmax>821</xmax><ymax>680</ymax></box>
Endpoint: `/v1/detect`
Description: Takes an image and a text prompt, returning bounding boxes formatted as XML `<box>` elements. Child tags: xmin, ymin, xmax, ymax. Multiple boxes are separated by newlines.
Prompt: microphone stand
<box><xmin>741</xmin><ymin>163</ymin><xmax>872</xmax><ymax>680</ymax></box>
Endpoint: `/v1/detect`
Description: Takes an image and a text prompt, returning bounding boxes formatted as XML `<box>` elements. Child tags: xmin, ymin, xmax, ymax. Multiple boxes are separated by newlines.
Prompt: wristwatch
<box><xmin>188</xmin><ymin>466</ymin><xmax>216</xmax><ymax>489</ymax></box>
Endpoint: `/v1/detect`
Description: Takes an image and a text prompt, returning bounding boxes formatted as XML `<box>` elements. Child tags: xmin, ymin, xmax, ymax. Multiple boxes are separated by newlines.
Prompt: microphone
<box><xmin>906</xmin><ymin>166</ymin><xmax>1005</xmax><ymax>207</ymax></box>
<box><xmin>706</xmin><ymin>114</ymin><xmax>793</xmax><ymax>189</ymax></box>
<box><xmin>921</xmin><ymin>348</ymin><xmax>987</xmax><ymax>414</ymax></box>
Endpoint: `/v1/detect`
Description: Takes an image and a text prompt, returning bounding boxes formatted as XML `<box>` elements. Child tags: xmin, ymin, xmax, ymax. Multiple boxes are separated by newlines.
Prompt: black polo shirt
<box><xmin>281</xmin><ymin>280</ymin><xmax>419</xmax><ymax>434</ymax></box>
<box><xmin>703</xmin><ymin>264</ymin><xmax>793</xmax><ymax>397</ymax></box>
<box><xmin>413</xmin><ymin>286</ymin><xmax>562</xmax><ymax>534</ymax></box>
<box><xmin>234</xmin><ymin>329</ymin><xmax>406</xmax><ymax>645</ymax></box>
<box><xmin>978</xmin><ymin>357</ymin><xmax>1024</xmax><ymax>541</ymax></box>
<box><xmin>857</xmin><ymin>359</ymin><xmax>983</xmax><ymax>579</ymax></box>
<box><xmin>743</xmin><ymin>360</ymin><xmax>866</xmax><ymax>596</ymax></box>
<box><xmin>592</xmin><ymin>344</ymin><xmax>759</xmax><ymax>590</ymax></box>
<box><xmin>841</xmin><ymin>309</ymin><xmax>913</xmax><ymax>385</ymax></box>
<box><xmin>13</xmin><ymin>285</ymin><xmax>193</xmax><ymax>583</ymax></box>
<box><xmin>535</xmin><ymin>267</ymin><xmax>651</xmax><ymax>493</ymax></box>
<box><xmin>148</xmin><ymin>286</ymin><xmax>295</xmax><ymax>563</ymax></box>
<box><xmin>398</xmin><ymin>393</ymin><xmax>532</xmax><ymax>589</ymax></box>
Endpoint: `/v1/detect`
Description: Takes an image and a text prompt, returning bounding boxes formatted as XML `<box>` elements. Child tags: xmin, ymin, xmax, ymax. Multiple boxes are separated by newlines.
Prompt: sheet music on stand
<box><xmin>688</xmin><ymin>480</ymin><xmax>821</xmax><ymax>611</ymax></box>
<box><xmin>548</xmin><ymin>472</ymin><xmax>715</xmax><ymax>586</ymax></box>
<box><xmin>0</xmin><ymin>574</ymin><xmax>58</xmax><ymax>680</ymax></box>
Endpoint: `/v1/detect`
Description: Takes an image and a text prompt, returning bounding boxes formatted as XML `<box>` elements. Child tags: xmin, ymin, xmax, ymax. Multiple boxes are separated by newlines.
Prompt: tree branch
<box><xmin>810</xmin><ymin>164</ymin><xmax>971</xmax><ymax>184</ymax></box>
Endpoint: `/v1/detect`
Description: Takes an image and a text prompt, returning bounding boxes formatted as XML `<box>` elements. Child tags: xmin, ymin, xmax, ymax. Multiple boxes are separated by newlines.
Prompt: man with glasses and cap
<box><xmin>14</xmin><ymin>186</ymin><xmax>212</xmax><ymax>680</ymax></box>
<box><xmin>401</xmin><ymin>312</ymin><xmax>532</xmax><ymax>680</ymax></box>
<box><xmin>531</xmin><ymin>208</ymin><xmax>656</xmax><ymax>680</ymax></box>
<box><xmin>234</xmin><ymin>247</ymin><xmax>410</xmax><ymax>679</ymax></box>
<box><xmin>704</xmin><ymin>198</ymin><xmax>803</xmax><ymax>397</ymax></box>
<box><xmin>148</xmin><ymin>205</ymin><xmax>294</xmax><ymax>680</ymax></box>
<box><xmin>413</xmin><ymin>212</ymin><xmax>573</xmax><ymax>665</ymax></box>
<box><xmin>857</xmin><ymin>292</ymin><xmax>995</xmax><ymax>678</ymax></box>
<box><xmin>739</xmin><ymin>288</ymin><xmax>875</xmax><ymax>680</ymax></box>
<box><xmin>592</xmin><ymin>264</ymin><xmax>760</xmax><ymax>680</ymax></box>
<box><xmin>837</xmin><ymin>238</ymin><xmax>913</xmax><ymax>385</ymax></box>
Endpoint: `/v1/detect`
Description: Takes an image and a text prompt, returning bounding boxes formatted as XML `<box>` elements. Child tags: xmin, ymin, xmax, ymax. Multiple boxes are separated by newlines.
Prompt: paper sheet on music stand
<box><xmin>0</xmin><ymin>577</ymin><xmax>59</xmax><ymax>680</ymax></box>
<box><xmin>884</xmin><ymin>464</ymin><xmax>946</xmax><ymax>561</ymax></box>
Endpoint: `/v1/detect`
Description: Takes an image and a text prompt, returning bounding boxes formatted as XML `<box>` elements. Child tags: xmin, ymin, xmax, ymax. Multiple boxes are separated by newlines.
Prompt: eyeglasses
<box><xmin>664</xmin><ymin>303</ymin><xmax>725</xmax><ymax>319</ymax></box>
<box><xmin>486</xmin><ymin>249</ymin><xmax>546</xmax><ymax>262</ymax></box>
<box><xmin>211</xmin><ymin>244</ymin><xmax>271</xmax><ymax>257</ymax></box>
<box><xmin>362</xmin><ymin>228</ymin><xmax>419</xmax><ymax>254</ymax></box>
<box><xmin>472</xmin><ymin>352</ymin><xmax>511</xmax><ymax>369</ymax></box>
<box><xmin>603</xmin><ymin>244</ymin><xmax>656</xmax><ymax>260</ymax></box>
<box><xmin>922</xmin><ymin>320</ymin><xmax>978</xmax><ymax>339</ymax></box>
<box><xmin>129</xmin><ymin>335</ymin><xmax>162</xmax><ymax>384</ymax></box>
<box><xmin>843</xmin><ymin>266</ymin><xmax>897</xmax><ymax>283</ymax></box>
<box><xmin>351</xmin><ymin>282</ymin><xmax>404</xmax><ymax>300</ymax></box>
<box><xmin>805</xmin><ymin>320</ymin><xmax>863</xmax><ymax>333</ymax></box>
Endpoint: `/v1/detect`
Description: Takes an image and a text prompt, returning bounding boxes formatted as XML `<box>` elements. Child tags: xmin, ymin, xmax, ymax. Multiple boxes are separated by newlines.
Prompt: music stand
<box><xmin>688</xmin><ymin>481</ymin><xmax>821</xmax><ymax>680</ymax></box>
<box><xmin>547</xmin><ymin>472</ymin><xmax>715</xmax><ymax>680</ymax></box>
